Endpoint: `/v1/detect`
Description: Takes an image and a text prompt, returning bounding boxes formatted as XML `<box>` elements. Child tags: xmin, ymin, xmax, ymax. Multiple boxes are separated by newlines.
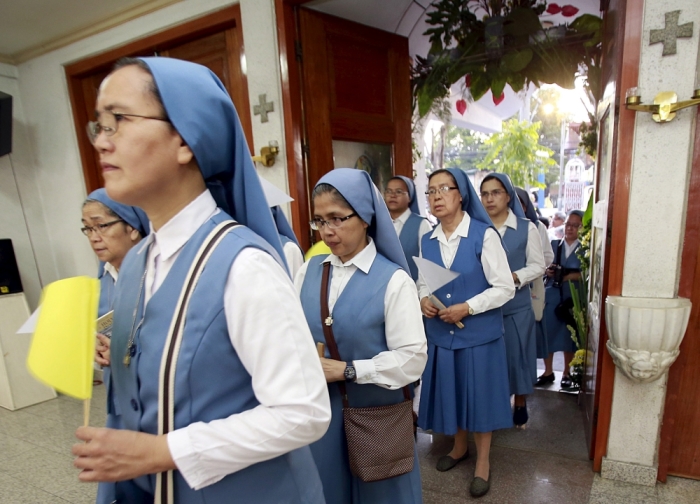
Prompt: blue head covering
<box><xmin>87</xmin><ymin>188</ymin><xmax>149</xmax><ymax>236</ymax></box>
<box><xmin>515</xmin><ymin>186</ymin><xmax>539</xmax><ymax>225</ymax></box>
<box><xmin>315</xmin><ymin>169</ymin><xmax>409</xmax><ymax>272</ymax></box>
<box><xmin>442</xmin><ymin>168</ymin><xmax>493</xmax><ymax>226</ymax></box>
<box><xmin>271</xmin><ymin>207</ymin><xmax>300</xmax><ymax>247</ymax></box>
<box><xmin>481</xmin><ymin>172</ymin><xmax>526</xmax><ymax>219</ymax></box>
<box><xmin>138</xmin><ymin>57</ymin><xmax>286</xmax><ymax>267</ymax></box>
<box><xmin>392</xmin><ymin>175</ymin><xmax>420</xmax><ymax>215</ymax></box>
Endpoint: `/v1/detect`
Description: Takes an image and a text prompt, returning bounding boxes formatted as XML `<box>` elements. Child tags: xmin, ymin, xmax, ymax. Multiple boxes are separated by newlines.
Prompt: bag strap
<box><xmin>155</xmin><ymin>220</ymin><xmax>241</xmax><ymax>504</ymax></box>
<box><xmin>319</xmin><ymin>262</ymin><xmax>411</xmax><ymax>407</ymax></box>
<box><xmin>556</xmin><ymin>240</ymin><xmax>564</xmax><ymax>299</ymax></box>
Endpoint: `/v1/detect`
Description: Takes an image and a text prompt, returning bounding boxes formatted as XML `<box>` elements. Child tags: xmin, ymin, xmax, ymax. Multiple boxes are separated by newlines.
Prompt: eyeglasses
<box><xmin>81</xmin><ymin>219</ymin><xmax>124</xmax><ymax>236</ymax></box>
<box><xmin>310</xmin><ymin>213</ymin><xmax>358</xmax><ymax>230</ymax></box>
<box><xmin>86</xmin><ymin>110</ymin><xmax>170</xmax><ymax>144</ymax></box>
<box><xmin>384</xmin><ymin>189</ymin><xmax>408</xmax><ymax>197</ymax></box>
<box><xmin>564</xmin><ymin>222</ymin><xmax>582</xmax><ymax>229</ymax></box>
<box><xmin>425</xmin><ymin>186</ymin><xmax>458</xmax><ymax>197</ymax></box>
<box><xmin>480</xmin><ymin>189</ymin><xmax>507</xmax><ymax>199</ymax></box>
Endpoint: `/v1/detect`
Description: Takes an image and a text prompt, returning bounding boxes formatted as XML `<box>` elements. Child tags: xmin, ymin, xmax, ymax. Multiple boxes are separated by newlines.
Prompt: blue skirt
<box><xmin>502</xmin><ymin>308</ymin><xmax>537</xmax><ymax>396</ymax></box>
<box><xmin>535</xmin><ymin>318</ymin><xmax>549</xmax><ymax>359</ymax></box>
<box><xmin>543</xmin><ymin>287</ymin><xmax>578</xmax><ymax>354</ymax></box>
<box><xmin>418</xmin><ymin>338</ymin><xmax>512</xmax><ymax>434</ymax></box>
<box><xmin>310</xmin><ymin>383</ymin><xmax>422</xmax><ymax>504</ymax></box>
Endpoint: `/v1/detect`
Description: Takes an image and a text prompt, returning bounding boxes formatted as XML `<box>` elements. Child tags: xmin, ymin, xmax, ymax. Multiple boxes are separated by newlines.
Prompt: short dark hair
<box><xmin>388</xmin><ymin>176</ymin><xmax>410</xmax><ymax>193</ymax></box>
<box><xmin>312</xmin><ymin>183</ymin><xmax>354</xmax><ymax>212</ymax></box>
<box><xmin>428</xmin><ymin>169</ymin><xmax>457</xmax><ymax>186</ymax></box>
<box><xmin>83</xmin><ymin>198</ymin><xmax>118</xmax><ymax>218</ymax></box>
<box><xmin>480</xmin><ymin>174</ymin><xmax>507</xmax><ymax>192</ymax></box>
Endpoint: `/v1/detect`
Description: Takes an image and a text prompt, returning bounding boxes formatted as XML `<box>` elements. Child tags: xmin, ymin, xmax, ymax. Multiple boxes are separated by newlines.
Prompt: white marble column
<box><xmin>604</xmin><ymin>0</ymin><xmax>700</xmax><ymax>486</ymax></box>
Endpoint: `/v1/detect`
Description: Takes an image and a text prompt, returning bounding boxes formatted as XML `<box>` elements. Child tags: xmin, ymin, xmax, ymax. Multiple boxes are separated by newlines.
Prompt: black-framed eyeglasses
<box><xmin>310</xmin><ymin>213</ymin><xmax>358</xmax><ymax>230</ymax></box>
<box><xmin>86</xmin><ymin>110</ymin><xmax>170</xmax><ymax>144</ymax></box>
<box><xmin>426</xmin><ymin>186</ymin><xmax>458</xmax><ymax>197</ymax></box>
<box><xmin>384</xmin><ymin>189</ymin><xmax>408</xmax><ymax>197</ymax></box>
<box><xmin>81</xmin><ymin>219</ymin><xmax>124</xmax><ymax>236</ymax></box>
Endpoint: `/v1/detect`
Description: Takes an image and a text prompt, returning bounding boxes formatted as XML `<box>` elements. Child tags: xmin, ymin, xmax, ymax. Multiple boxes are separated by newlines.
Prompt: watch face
<box><xmin>344</xmin><ymin>365</ymin><xmax>356</xmax><ymax>381</ymax></box>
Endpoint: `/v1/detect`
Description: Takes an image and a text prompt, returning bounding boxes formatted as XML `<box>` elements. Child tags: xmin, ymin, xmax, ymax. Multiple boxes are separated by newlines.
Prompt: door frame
<box><xmin>65</xmin><ymin>4</ymin><xmax>251</xmax><ymax>195</ymax></box>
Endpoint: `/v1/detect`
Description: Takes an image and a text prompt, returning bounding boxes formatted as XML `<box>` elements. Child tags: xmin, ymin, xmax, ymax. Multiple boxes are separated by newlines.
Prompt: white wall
<box><xmin>6</xmin><ymin>0</ymin><xmax>288</xmax><ymax>303</ymax></box>
<box><xmin>0</xmin><ymin>63</ymin><xmax>52</xmax><ymax>309</ymax></box>
<box><xmin>606</xmin><ymin>0</ymin><xmax>700</xmax><ymax>472</ymax></box>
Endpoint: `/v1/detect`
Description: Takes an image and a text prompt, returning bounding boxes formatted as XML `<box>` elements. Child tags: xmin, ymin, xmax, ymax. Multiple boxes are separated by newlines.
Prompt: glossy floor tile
<box><xmin>0</xmin><ymin>381</ymin><xmax>697</xmax><ymax>503</ymax></box>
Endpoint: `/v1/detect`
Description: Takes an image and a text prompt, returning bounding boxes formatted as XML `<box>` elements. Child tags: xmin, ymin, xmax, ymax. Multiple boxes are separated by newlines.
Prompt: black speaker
<box><xmin>0</xmin><ymin>239</ymin><xmax>23</xmax><ymax>295</ymax></box>
<box><xmin>0</xmin><ymin>91</ymin><xmax>11</xmax><ymax>157</ymax></box>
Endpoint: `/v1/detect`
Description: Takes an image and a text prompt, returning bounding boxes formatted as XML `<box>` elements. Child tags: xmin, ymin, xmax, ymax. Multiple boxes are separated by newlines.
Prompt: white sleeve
<box><xmin>513</xmin><ymin>222</ymin><xmax>547</xmax><ymax>287</ymax></box>
<box><xmin>284</xmin><ymin>241</ymin><xmax>305</xmax><ymax>280</ymax></box>
<box><xmin>538</xmin><ymin>221</ymin><xmax>555</xmax><ymax>266</ymax></box>
<box><xmin>167</xmin><ymin>248</ymin><xmax>331</xmax><ymax>490</ymax></box>
<box><xmin>416</xmin><ymin>237</ymin><xmax>431</xmax><ymax>300</ymax></box>
<box><xmin>353</xmin><ymin>269</ymin><xmax>428</xmax><ymax>389</ymax></box>
<box><xmin>465</xmin><ymin>228</ymin><xmax>516</xmax><ymax>314</ymax></box>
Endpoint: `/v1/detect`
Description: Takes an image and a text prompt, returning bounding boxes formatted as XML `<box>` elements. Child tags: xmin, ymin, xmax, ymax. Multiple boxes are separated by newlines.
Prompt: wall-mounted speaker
<box><xmin>0</xmin><ymin>92</ymin><xmax>12</xmax><ymax>157</ymax></box>
<box><xmin>0</xmin><ymin>239</ymin><xmax>22</xmax><ymax>295</ymax></box>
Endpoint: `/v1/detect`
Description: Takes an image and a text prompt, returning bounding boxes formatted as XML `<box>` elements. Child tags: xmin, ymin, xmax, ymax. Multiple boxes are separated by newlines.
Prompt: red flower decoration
<box><xmin>561</xmin><ymin>5</ymin><xmax>579</xmax><ymax>16</ymax></box>
<box><xmin>546</xmin><ymin>3</ymin><xmax>562</xmax><ymax>14</ymax></box>
<box><xmin>456</xmin><ymin>99</ymin><xmax>467</xmax><ymax>115</ymax></box>
<box><xmin>465</xmin><ymin>74</ymin><xmax>472</xmax><ymax>87</ymax></box>
<box><xmin>493</xmin><ymin>92</ymin><xmax>505</xmax><ymax>106</ymax></box>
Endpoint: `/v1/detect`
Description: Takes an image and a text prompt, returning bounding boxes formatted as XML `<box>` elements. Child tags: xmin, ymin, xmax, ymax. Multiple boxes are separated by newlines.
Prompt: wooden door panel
<box><xmin>299</xmin><ymin>7</ymin><xmax>412</xmax><ymax>201</ymax></box>
<box><xmin>66</xmin><ymin>6</ymin><xmax>251</xmax><ymax>195</ymax></box>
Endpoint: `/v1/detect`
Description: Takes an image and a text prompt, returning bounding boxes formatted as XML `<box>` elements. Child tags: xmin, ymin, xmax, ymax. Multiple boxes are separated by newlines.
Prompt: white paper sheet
<box><xmin>16</xmin><ymin>306</ymin><xmax>40</xmax><ymax>334</ymax></box>
<box><xmin>413</xmin><ymin>256</ymin><xmax>460</xmax><ymax>293</ymax></box>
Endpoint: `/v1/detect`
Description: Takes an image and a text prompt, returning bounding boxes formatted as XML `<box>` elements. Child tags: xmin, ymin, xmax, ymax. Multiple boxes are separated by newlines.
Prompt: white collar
<box><xmin>430</xmin><ymin>211</ymin><xmax>470</xmax><ymax>243</ymax></box>
<box><xmin>394</xmin><ymin>208</ymin><xmax>412</xmax><ymax>225</ymax></box>
<box><xmin>103</xmin><ymin>262</ymin><xmax>118</xmax><ymax>281</ymax></box>
<box><xmin>504</xmin><ymin>209</ymin><xmax>518</xmax><ymax>230</ymax></box>
<box><xmin>323</xmin><ymin>237</ymin><xmax>376</xmax><ymax>274</ymax></box>
<box><xmin>138</xmin><ymin>190</ymin><xmax>218</xmax><ymax>261</ymax></box>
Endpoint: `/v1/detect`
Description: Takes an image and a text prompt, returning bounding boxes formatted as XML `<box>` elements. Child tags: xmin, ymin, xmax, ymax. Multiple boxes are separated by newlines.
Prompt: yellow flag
<box><xmin>26</xmin><ymin>276</ymin><xmax>99</xmax><ymax>400</ymax></box>
<box><xmin>304</xmin><ymin>240</ymin><xmax>331</xmax><ymax>261</ymax></box>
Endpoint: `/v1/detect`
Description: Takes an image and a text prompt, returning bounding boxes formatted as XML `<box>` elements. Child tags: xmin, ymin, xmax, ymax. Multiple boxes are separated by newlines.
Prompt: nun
<box><xmin>82</xmin><ymin>188</ymin><xmax>148</xmax><ymax>504</ymax></box>
<box><xmin>259</xmin><ymin>176</ymin><xmax>304</xmax><ymax>277</ymax></box>
<box><xmin>540</xmin><ymin>210</ymin><xmax>584</xmax><ymax>389</ymax></box>
<box><xmin>72</xmin><ymin>57</ymin><xmax>331</xmax><ymax>504</ymax></box>
<box><xmin>295</xmin><ymin>168</ymin><xmax>427</xmax><ymax>504</ymax></box>
<box><xmin>479</xmin><ymin>174</ymin><xmax>546</xmax><ymax>426</ymax></box>
<box><xmin>383</xmin><ymin>175</ymin><xmax>432</xmax><ymax>281</ymax></box>
<box><xmin>417</xmin><ymin>168</ymin><xmax>514</xmax><ymax>498</ymax></box>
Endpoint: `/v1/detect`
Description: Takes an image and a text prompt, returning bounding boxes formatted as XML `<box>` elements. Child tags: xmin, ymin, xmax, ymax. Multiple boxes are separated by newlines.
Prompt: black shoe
<box><xmin>435</xmin><ymin>450</ymin><xmax>469</xmax><ymax>472</ymax></box>
<box><xmin>560</xmin><ymin>375</ymin><xmax>573</xmax><ymax>389</ymax></box>
<box><xmin>513</xmin><ymin>405</ymin><xmax>529</xmax><ymax>427</ymax></box>
<box><xmin>469</xmin><ymin>474</ymin><xmax>490</xmax><ymax>497</ymax></box>
<box><xmin>534</xmin><ymin>372</ymin><xmax>555</xmax><ymax>387</ymax></box>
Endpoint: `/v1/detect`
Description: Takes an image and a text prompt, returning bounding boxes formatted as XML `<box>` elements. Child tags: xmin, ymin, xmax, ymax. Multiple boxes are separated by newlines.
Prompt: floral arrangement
<box><xmin>411</xmin><ymin>0</ymin><xmax>603</xmax><ymax>152</ymax></box>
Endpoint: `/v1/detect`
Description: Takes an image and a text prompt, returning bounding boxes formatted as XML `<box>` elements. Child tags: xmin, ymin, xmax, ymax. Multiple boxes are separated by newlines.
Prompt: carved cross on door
<box><xmin>650</xmin><ymin>10</ymin><xmax>693</xmax><ymax>56</ymax></box>
<box><xmin>253</xmin><ymin>94</ymin><xmax>274</xmax><ymax>123</ymax></box>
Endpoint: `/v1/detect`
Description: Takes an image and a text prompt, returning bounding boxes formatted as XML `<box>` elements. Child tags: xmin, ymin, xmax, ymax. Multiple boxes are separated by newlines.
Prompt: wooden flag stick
<box><xmin>429</xmin><ymin>295</ymin><xmax>465</xmax><ymax>329</ymax></box>
<box><xmin>83</xmin><ymin>398</ymin><xmax>90</xmax><ymax>427</ymax></box>
<box><xmin>316</xmin><ymin>342</ymin><xmax>325</xmax><ymax>358</ymax></box>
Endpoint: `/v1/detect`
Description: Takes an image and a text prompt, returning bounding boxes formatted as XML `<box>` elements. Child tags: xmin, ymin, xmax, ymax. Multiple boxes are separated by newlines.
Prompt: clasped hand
<box><xmin>420</xmin><ymin>297</ymin><xmax>470</xmax><ymax>324</ymax></box>
<box><xmin>319</xmin><ymin>357</ymin><xmax>346</xmax><ymax>383</ymax></box>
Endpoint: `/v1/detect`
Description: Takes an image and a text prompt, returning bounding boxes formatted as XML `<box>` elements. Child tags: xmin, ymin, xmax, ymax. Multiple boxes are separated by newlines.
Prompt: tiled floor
<box><xmin>0</xmin><ymin>381</ymin><xmax>698</xmax><ymax>503</ymax></box>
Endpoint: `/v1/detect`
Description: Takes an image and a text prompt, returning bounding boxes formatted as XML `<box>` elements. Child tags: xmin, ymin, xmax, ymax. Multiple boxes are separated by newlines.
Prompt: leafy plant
<box><xmin>412</xmin><ymin>0</ymin><xmax>603</xmax><ymax>127</ymax></box>
<box><xmin>476</xmin><ymin>118</ymin><xmax>556</xmax><ymax>186</ymax></box>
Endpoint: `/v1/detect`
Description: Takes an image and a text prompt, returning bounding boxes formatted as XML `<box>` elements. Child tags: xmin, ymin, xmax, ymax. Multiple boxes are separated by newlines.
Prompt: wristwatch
<box><xmin>344</xmin><ymin>363</ymin><xmax>356</xmax><ymax>382</ymax></box>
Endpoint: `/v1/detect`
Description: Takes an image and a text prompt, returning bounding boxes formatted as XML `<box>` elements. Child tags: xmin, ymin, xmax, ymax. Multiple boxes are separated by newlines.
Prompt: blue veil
<box><xmin>480</xmin><ymin>172</ymin><xmax>526</xmax><ymax>219</ymax></box>
<box><xmin>444</xmin><ymin>168</ymin><xmax>494</xmax><ymax>226</ymax></box>
<box><xmin>515</xmin><ymin>186</ymin><xmax>540</xmax><ymax>225</ymax></box>
<box><xmin>316</xmin><ymin>169</ymin><xmax>409</xmax><ymax>272</ymax></box>
<box><xmin>271</xmin><ymin>207</ymin><xmax>300</xmax><ymax>247</ymax></box>
<box><xmin>86</xmin><ymin>188</ymin><xmax>150</xmax><ymax>277</ymax></box>
<box><xmin>139</xmin><ymin>57</ymin><xmax>286</xmax><ymax>267</ymax></box>
<box><xmin>392</xmin><ymin>175</ymin><xmax>420</xmax><ymax>215</ymax></box>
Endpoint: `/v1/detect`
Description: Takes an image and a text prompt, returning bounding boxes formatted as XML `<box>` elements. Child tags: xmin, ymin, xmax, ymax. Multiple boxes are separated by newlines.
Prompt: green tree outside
<box><xmin>477</xmin><ymin>118</ymin><xmax>556</xmax><ymax>187</ymax></box>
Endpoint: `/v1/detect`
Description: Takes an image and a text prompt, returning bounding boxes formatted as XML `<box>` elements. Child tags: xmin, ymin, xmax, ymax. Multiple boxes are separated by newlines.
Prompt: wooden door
<box><xmin>658</xmin><ymin>108</ymin><xmax>700</xmax><ymax>481</ymax></box>
<box><xmin>297</xmin><ymin>8</ymin><xmax>412</xmax><ymax>243</ymax></box>
<box><xmin>66</xmin><ymin>5</ymin><xmax>251</xmax><ymax>194</ymax></box>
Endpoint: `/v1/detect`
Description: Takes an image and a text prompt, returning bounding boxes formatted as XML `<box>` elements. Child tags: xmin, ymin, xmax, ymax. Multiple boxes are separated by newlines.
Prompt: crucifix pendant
<box><xmin>324</xmin><ymin>316</ymin><xmax>333</xmax><ymax>326</ymax></box>
<box><xmin>123</xmin><ymin>354</ymin><xmax>131</xmax><ymax>366</ymax></box>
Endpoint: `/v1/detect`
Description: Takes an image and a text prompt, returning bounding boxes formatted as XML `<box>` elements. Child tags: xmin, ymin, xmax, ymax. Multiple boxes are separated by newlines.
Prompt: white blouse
<box><xmin>494</xmin><ymin>209</ymin><xmax>547</xmax><ymax>287</ymax></box>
